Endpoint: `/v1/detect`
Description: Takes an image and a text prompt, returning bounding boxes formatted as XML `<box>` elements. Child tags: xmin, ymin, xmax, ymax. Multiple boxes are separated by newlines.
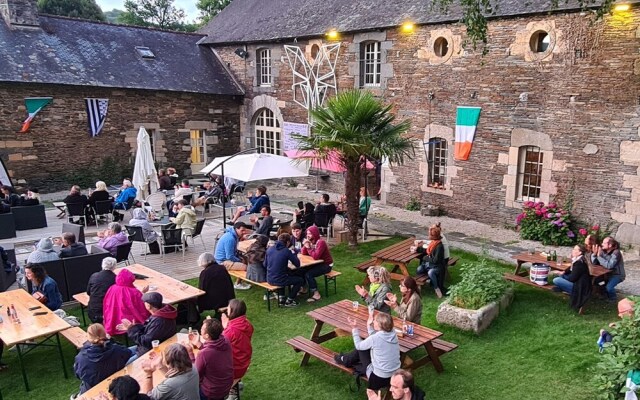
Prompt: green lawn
<box><xmin>0</xmin><ymin>238</ymin><xmax>617</xmax><ymax>399</ymax></box>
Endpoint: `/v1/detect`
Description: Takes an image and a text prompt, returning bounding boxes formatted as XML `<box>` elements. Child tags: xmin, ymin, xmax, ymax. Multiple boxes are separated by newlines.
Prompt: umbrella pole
<box><xmin>222</xmin><ymin>163</ymin><xmax>227</xmax><ymax>224</ymax></box>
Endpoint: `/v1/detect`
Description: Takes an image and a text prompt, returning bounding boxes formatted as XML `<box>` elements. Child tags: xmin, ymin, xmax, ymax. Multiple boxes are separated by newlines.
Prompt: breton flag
<box><xmin>85</xmin><ymin>98</ymin><xmax>109</xmax><ymax>137</ymax></box>
<box><xmin>454</xmin><ymin>106</ymin><xmax>482</xmax><ymax>161</ymax></box>
<box><xmin>20</xmin><ymin>97</ymin><xmax>53</xmax><ymax>133</ymax></box>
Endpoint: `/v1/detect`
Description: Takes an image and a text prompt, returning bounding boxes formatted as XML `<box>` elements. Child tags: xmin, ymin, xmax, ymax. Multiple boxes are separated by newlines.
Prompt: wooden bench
<box><xmin>286</xmin><ymin>335</ymin><xmax>367</xmax><ymax>377</ymax></box>
<box><xmin>432</xmin><ymin>338</ymin><xmax>459</xmax><ymax>355</ymax></box>
<box><xmin>414</xmin><ymin>257</ymin><xmax>459</xmax><ymax>289</ymax></box>
<box><xmin>503</xmin><ymin>273</ymin><xmax>556</xmax><ymax>291</ymax></box>
<box><xmin>354</xmin><ymin>258</ymin><xmax>380</xmax><ymax>273</ymax></box>
<box><xmin>60</xmin><ymin>326</ymin><xmax>87</xmax><ymax>350</ymax></box>
<box><xmin>73</xmin><ymin>292</ymin><xmax>90</xmax><ymax>326</ymax></box>
<box><xmin>323</xmin><ymin>270</ymin><xmax>342</xmax><ymax>298</ymax></box>
<box><xmin>228</xmin><ymin>270</ymin><xmax>282</xmax><ymax>312</ymax></box>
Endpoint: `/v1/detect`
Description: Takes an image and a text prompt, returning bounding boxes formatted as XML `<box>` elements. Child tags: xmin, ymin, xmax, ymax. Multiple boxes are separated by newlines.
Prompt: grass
<box><xmin>0</xmin><ymin>237</ymin><xmax>618</xmax><ymax>399</ymax></box>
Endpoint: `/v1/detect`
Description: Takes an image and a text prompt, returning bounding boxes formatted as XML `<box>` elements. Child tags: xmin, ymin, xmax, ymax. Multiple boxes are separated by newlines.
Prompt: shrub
<box><xmin>593</xmin><ymin>299</ymin><xmax>640</xmax><ymax>399</ymax></box>
<box><xmin>516</xmin><ymin>201</ymin><xmax>576</xmax><ymax>246</ymax></box>
<box><xmin>405</xmin><ymin>197</ymin><xmax>421</xmax><ymax>211</ymax></box>
<box><xmin>286</xmin><ymin>178</ymin><xmax>298</xmax><ymax>187</ymax></box>
<box><xmin>448</xmin><ymin>259</ymin><xmax>509</xmax><ymax>310</ymax></box>
<box><xmin>576</xmin><ymin>222</ymin><xmax>614</xmax><ymax>245</ymax></box>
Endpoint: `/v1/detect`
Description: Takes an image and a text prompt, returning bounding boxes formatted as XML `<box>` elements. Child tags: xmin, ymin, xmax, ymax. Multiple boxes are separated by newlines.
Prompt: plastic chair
<box><xmin>93</xmin><ymin>200</ymin><xmax>113</xmax><ymax>227</ymax></box>
<box><xmin>125</xmin><ymin>225</ymin><xmax>149</xmax><ymax>260</ymax></box>
<box><xmin>66</xmin><ymin>202</ymin><xmax>87</xmax><ymax>227</ymax></box>
<box><xmin>314</xmin><ymin>212</ymin><xmax>334</xmax><ymax>238</ymax></box>
<box><xmin>145</xmin><ymin>192</ymin><xmax>167</xmax><ymax>214</ymax></box>
<box><xmin>160</xmin><ymin>228</ymin><xmax>185</xmax><ymax>261</ymax></box>
<box><xmin>114</xmin><ymin>197</ymin><xmax>136</xmax><ymax>221</ymax></box>
<box><xmin>114</xmin><ymin>242</ymin><xmax>135</xmax><ymax>266</ymax></box>
<box><xmin>184</xmin><ymin>219</ymin><xmax>206</xmax><ymax>249</ymax></box>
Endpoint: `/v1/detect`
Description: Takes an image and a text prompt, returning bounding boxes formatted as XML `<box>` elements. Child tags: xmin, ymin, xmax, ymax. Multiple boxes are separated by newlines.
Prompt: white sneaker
<box><xmin>234</xmin><ymin>283</ymin><xmax>251</xmax><ymax>290</ymax></box>
<box><xmin>263</xmin><ymin>293</ymin><xmax>278</xmax><ymax>301</ymax></box>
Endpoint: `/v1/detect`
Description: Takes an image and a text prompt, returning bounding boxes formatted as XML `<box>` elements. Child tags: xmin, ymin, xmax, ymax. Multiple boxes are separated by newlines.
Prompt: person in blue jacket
<box><xmin>72</xmin><ymin>323</ymin><xmax>130</xmax><ymax>397</ymax></box>
<box><xmin>265</xmin><ymin>233</ymin><xmax>303</xmax><ymax>307</ymax></box>
<box><xmin>113</xmin><ymin>179</ymin><xmax>137</xmax><ymax>221</ymax></box>
<box><xmin>215</xmin><ymin>222</ymin><xmax>252</xmax><ymax>290</ymax></box>
<box><xmin>25</xmin><ymin>263</ymin><xmax>63</xmax><ymax>310</ymax></box>
<box><xmin>230</xmin><ymin>185</ymin><xmax>270</xmax><ymax>223</ymax></box>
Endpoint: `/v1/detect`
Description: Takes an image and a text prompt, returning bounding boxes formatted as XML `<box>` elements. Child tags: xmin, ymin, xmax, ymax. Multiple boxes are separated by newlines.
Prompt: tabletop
<box><xmin>0</xmin><ymin>289</ymin><xmax>71</xmax><ymax>346</ymax></box>
<box><xmin>149</xmin><ymin>216</ymin><xmax>172</xmax><ymax>227</ymax></box>
<box><xmin>237</xmin><ymin>212</ymin><xmax>294</xmax><ymax>227</ymax></box>
<box><xmin>307</xmin><ymin>299</ymin><xmax>442</xmax><ymax>353</ymax></box>
<box><xmin>511</xmin><ymin>252</ymin><xmax>610</xmax><ymax>278</ymax></box>
<box><xmin>372</xmin><ymin>237</ymin><xmax>419</xmax><ymax>264</ymax></box>
<box><xmin>79</xmin><ymin>334</ymin><xmax>194</xmax><ymax>400</ymax></box>
<box><xmin>115</xmin><ymin>264</ymin><xmax>205</xmax><ymax>304</ymax></box>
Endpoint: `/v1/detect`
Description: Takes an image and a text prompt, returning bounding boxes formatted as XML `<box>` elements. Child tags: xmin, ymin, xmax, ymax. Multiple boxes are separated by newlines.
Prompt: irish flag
<box><xmin>454</xmin><ymin>106</ymin><xmax>482</xmax><ymax>161</ymax></box>
<box><xmin>20</xmin><ymin>97</ymin><xmax>53</xmax><ymax>133</ymax></box>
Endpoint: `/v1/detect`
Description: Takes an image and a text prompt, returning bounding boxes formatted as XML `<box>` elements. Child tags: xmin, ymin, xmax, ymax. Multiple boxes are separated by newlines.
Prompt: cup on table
<box><xmin>557</xmin><ymin>256</ymin><xmax>564</xmax><ymax>266</ymax></box>
<box><xmin>352</xmin><ymin>301</ymin><xmax>359</xmax><ymax>312</ymax></box>
<box><xmin>407</xmin><ymin>324</ymin><xmax>414</xmax><ymax>336</ymax></box>
<box><xmin>149</xmin><ymin>285</ymin><xmax>158</xmax><ymax>291</ymax></box>
<box><xmin>152</xmin><ymin>340</ymin><xmax>160</xmax><ymax>353</ymax></box>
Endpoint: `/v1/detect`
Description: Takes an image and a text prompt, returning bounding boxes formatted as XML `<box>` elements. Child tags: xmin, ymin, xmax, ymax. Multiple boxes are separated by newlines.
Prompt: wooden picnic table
<box><xmin>511</xmin><ymin>252</ymin><xmax>610</xmax><ymax>283</ymax></box>
<box><xmin>359</xmin><ymin>237</ymin><xmax>419</xmax><ymax>284</ymax></box>
<box><xmin>236</xmin><ymin>239</ymin><xmax>323</xmax><ymax>268</ymax></box>
<box><xmin>0</xmin><ymin>289</ymin><xmax>71</xmax><ymax>391</ymax></box>
<box><xmin>304</xmin><ymin>299</ymin><xmax>447</xmax><ymax>373</ymax></box>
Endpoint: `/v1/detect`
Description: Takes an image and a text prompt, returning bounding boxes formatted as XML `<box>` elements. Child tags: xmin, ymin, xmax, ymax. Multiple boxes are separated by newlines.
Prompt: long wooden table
<box><xmin>511</xmin><ymin>252</ymin><xmax>611</xmax><ymax>283</ymax></box>
<box><xmin>305</xmin><ymin>299</ymin><xmax>446</xmax><ymax>373</ymax></box>
<box><xmin>0</xmin><ymin>289</ymin><xmax>71</xmax><ymax>391</ymax></box>
<box><xmin>237</xmin><ymin>239</ymin><xmax>324</xmax><ymax>268</ymax></box>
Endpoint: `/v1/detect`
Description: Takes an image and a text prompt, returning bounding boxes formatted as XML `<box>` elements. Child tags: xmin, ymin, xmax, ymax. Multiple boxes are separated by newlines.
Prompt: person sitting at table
<box><xmin>72</xmin><ymin>323</ymin><xmax>131</xmax><ymax>397</ymax></box>
<box><xmin>59</xmin><ymin>231</ymin><xmax>88</xmax><ymax>258</ymax></box>
<box><xmin>183</xmin><ymin>318</ymin><xmax>234</xmax><ymax>400</ymax></box>
<box><xmin>335</xmin><ymin>311</ymin><xmax>401</xmax><ymax>393</ymax></box>
<box><xmin>113</xmin><ymin>179</ymin><xmax>137</xmax><ymax>222</ymax></box>
<box><xmin>64</xmin><ymin>185</ymin><xmax>90</xmax><ymax>223</ymax></box>
<box><xmin>584</xmin><ymin>234</ymin><xmax>599</xmax><ymax>266</ymax></box>
<box><xmin>246</xmin><ymin>234</ymin><xmax>269</xmax><ymax>284</ymax></box>
<box><xmin>222</xmin><ymin>299</ymin><xmax>254</xmax><ymax>393</ymax></box>
<box><xmin>169</xmin><ymin>199</ymin><xmax>197</xmax><ymax>238</ymax></box>
<box><xmin>194</xmin><ymin>179</ymin><xmax>224</xmax><ymax>207</ymax></box>
<box><xmin>87</xmin><ymin>181</ymin><xmax>113</xmax><ymax>223</ymax></box>
<box><xmin>25</xmin><ymin>263</ymin><xmax>63</xmax><ymax>311</ymax></box>
<box><xmin>250</xmin><ymin>205</ymin><xmax>274</xmax><ymax>237</ymax></box>
<box><xmin>355</xmin><ymin>266</ymin><xmax>392</xmax><ymax>314</ymax></box>
<box><xmin>230</xmin><ymin>185</ymin><xmax>270</xmax><ymax>223</ymax></box>
<box><xmin>1</xmin><ymin>185</ymin><xmax>21</xmax><ymax>207</ymax></box>
<box><xmin>157</xmin><ymin>169</ymin><xmax>172</xmax><ymax>191</ymax></box>
<box><xmin>140</xmin><ymin>343</ymin><xmax>200</xmax><ymax>400</ymax></box>
<box><xmin>109</xmin><ymin>375</ymin><xmax>152</xmax><ymax>400</ymax></box>
<box><xmin>119</xmin><ymin>291</ymin><xmax>178</xmax><ymax>364</ymax></box>
<box><xmin>98</xmin><ymin>222</ymin><xmax>129</xmax><ymax>256</ymax></box>
<box><xmin>265</xmin><ymin>233</ymin><xmax>303</xmax><ymax>308</ymax></box>
<box><xmin>414</xmin><ymin>225</ymin><xmax>446</xmax><ymax>298</ymax></box>
<box><xmin>87</xmin><ymin>257</ymin><xmax>118</xmax><ymax>324</ymax></box>
<box><xmin>552</xmin><ymin>244</ymin><xmax>592</xmax><ymax>312</ymax></box>
<box><xmin>289</xmin><ymin>222</ymin><xmax>305</xmax><ymax>254</ymax></box>
<box><xmin>215</xmin><ymin>222</ymin><xmax>252</xmax><ymax>290</ymax></box>
<box><xmin>167</xmin><ymin>167</ymin><xmax>179</xmax><ymax>187</ymax></box>
<box><xmin>103</xmin><ymin>268</ymin><xmax>150</xmax><ymax>336</ymax></box>
<box><xmin>367</xmin><ymin>369</ymin><xmax>426</xmax><ymax>400</ymax></box>
<box><xmin>196</xmin><ymin>252</ymin><xmax>235</xmax><ymax>314</ymax></box>
<box><xmin>592</xmin><ymin>236</ymin><xmax>626</xmax><ymax>302</ymax></box>
<box><xmin>167</xmin><ymin>179</ymin><xmax>194</xmax><ymax>214</ymax></box>
<box><xmin>295</xmin><ymin>202</ymin><xmax>315</xmax><ymax>230</ymax></box>
<box><xmin>26</xmin><ymin>237</ymin><xmax>60</xmax><ymax>264</ymax></box>
<box><xmin>129</xmin><ymin>208</ymin><xmax>161</xmax><ymax>255</ymax></box>
<box><xmin>19</xmin><ymin>188</ymin><xmax>40</xmax><ymax>206</ymax></box>
<box><xmin>384</xmin><ymin>276</ymin><xmax>422</xmax><ymax>324</ymax></box>
<box><xmin>315</xmin><ymin>193</ymin><xmax>337</xmax><ymax>220</ymax></box>
<box><xmin>301</xmin><ymin>225</ymin><xmax>333</xmax><ymax>303</ymax></box>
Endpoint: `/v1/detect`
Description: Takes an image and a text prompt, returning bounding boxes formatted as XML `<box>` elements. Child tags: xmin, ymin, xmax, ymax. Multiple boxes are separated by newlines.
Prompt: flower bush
<box><xmin>516</xmin><ymin>201</ymin><xmax>576</xmax><ymax>246</ymax></box>
<box><xmin>576</xmin><ymin>223</ymin><xmax>613</xmax><ymax>245</ymax></box>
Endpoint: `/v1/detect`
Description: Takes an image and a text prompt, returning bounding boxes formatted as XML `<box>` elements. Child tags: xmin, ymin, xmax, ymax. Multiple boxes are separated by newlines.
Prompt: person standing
<box><xmin>592</xmin><ymin>237</ymin><xmax>626</xmax><ymax>302</ymax></box>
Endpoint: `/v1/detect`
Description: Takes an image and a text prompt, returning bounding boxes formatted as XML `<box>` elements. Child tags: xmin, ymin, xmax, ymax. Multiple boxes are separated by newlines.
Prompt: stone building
<box><xmin>0</xmin><ymin>0</ymin><xmax>243</xmax><ymax>190</ymax></box>
<box><xmin>199</xmin><ymin>0</ymin><xmax>640</xmax><ymax>244</ymax></box>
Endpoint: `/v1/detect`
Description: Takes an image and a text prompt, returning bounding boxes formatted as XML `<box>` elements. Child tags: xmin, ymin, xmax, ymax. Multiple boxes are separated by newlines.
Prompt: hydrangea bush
<box><xmin>516</xmin><ymin>201</ymin><xmax>576</xmax><ymax>246</ymax></box>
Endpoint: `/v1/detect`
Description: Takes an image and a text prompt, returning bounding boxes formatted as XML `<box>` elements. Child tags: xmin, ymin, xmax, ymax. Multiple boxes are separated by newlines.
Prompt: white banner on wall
<box><xmin>282</xmin><ymin>122</ymin><xmax>309</xmax><ymax>151</ymax></box>
<box><xmin>0</xmin><ymin>157</ymin><xmax>12</xmax><ymax>187</ymax></box>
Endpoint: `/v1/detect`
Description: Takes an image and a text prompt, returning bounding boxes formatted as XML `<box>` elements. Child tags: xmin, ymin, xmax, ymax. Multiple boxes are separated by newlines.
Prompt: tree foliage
<box><xmin>104</xmin><ymin>8</ymin><xmax>124</xmax><ymax>23</ymax></box>
<box><xmin>118</xmin><ymin>0</ymin><xmax>189</xmax><ymax>30</ymax></box>
<box><xmin>196</xmin><ymin>0</ymin><xmax>232</xmax><ymax>24</ymax></box>
<box><xmin>432</xmin><ymin>0</ymin><xmax>615</xmax><ymax>53</ymax></box>
<box><xmin>295</xmin><ymin>90</ymin><xmax>414</xmax><ymax>246</ymax></box>
<box><xmin>37</xmin><ymin>0</ymin><xmax>105</xmax><ymax>21</ymax></box>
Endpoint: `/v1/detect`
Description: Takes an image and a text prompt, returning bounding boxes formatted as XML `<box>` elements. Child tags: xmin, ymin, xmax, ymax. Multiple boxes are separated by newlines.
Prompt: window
<box><xmin>360</xmin><ymin>41</ymin><xmax>381</xmax><ymax>87</ymax></box>
<box><xmin>254</xmin><ymin>109</ymin><xmax>281</xmax><ymax>155</ymax></box>
<box><xmin>426</xmin><ymin>138</ymin><xmax>447</xmax><ymax>188</ymax></box>
<box><xmin>517</xmin><ymin>146</ymin><xmax>543</xmax><ymax>201</ymax></box>
<box><xmin>529</xmin><ymin>30</ymin><xmax>550</xmax><ymax>53</ymax></box>
<box><xmin>148</xmin><ymin>129</ymin><xmax>157</xmax><ymax>160</ymax></box>
<box><xmin>256</xmin><ymin>48</ymin><xmax>272</xmax><ymax>87</ymax></box>
<box><xmin>135</xmin><ymin>46</ymin><xmax>155</xmax><ymax>59</ymax></box>
<box><xmin>434</xmin><ymin>37</ymin><xmax>449</xmax><ymax>58</ymax></box>
<box><xmin>310</xmin><ymin>44</ymin><xmax>320</xmax><ymax>60</ymax></box>
<box><xmin>190</xmin><ymin>129</ymin><xmax>207</xmax><ymax>164</ymax></box>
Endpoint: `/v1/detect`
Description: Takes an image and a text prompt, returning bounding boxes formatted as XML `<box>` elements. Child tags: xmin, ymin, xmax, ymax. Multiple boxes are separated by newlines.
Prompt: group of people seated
<box><xmin>61</xmin><ymin>180</ymin><xmax>136</xmax><ymax>224</ymax></box>
<box><xmin>0</xmin><ymin>185</ymin><xmax>41</xmax><ymax>213</ymax></box>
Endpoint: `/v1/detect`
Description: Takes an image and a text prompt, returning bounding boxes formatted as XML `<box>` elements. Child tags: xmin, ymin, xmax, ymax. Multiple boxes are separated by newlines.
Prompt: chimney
<box><xmin>0</xmin><ymin>0</ymin><xmax>40</xmax><ymax>28</ymax></box>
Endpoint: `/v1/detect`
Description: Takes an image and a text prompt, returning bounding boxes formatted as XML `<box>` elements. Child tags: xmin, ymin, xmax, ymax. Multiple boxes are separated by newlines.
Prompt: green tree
<box><xmin>196</xmin><ymin>0</ymin><xmax>232</xmax><ymax>24</ymax></box>
<box><xmin>118</xmin><ymin>0</ymin><xmax>186</xmax><ymax>29</ymax></box>
<box><xmin>295</xmin><ymin>90</ymin><xmax>414</xmax><ymax>246</ymax></box>
<box><xmin>104</xmin><ymin>8</ymin><xmax>124</xmax><ymax>23</ymax></box>
<box><xmin>37</xmin><ymin>0</ymin><xmax>105</xmax><ymax>21</ymax></box>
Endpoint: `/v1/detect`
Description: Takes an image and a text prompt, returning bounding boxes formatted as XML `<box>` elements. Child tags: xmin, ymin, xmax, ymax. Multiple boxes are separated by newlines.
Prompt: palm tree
<box><xmin>295</xmin><ymin>90</ymin><xmax>414</xmax><ymax>246</ymax></box>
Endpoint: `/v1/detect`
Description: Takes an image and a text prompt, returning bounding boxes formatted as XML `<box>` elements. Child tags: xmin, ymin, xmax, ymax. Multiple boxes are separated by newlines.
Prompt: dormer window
<box><xmin>136</xmin><ymin>46</ymin><xmax>155</xmax><ymax>59</ymax></box>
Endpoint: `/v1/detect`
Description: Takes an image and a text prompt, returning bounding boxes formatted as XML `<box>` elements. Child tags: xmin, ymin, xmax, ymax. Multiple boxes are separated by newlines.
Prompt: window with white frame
<box><xmin>426</xmin><ymin>137</ymin><xmax>447</xmax><ymax>189</ymax></box>
<box><xmin>254</xmin><ymin>108</ymin><xmax>281</xmax><ymax>155</ymax></box>
<box><xmin>360</xmin><ymin>41</ymin><xmax>381</xmax><ymax>87</ymax></box>
<box><xmin>256</xmin><ymin>48</ymin><xmax>272</xmax><ymax>87</ymax></box>
<box><xmin>517</xmin><ymin>145</ymin><xmax>543</xmax><ymax>201</ymax></box>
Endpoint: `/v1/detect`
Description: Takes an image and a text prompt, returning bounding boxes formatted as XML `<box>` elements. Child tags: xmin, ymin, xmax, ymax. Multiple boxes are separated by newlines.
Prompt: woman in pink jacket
<box><xmin>301</xmin><ymin>226</ymin><xmax>333</xmax><ymax>302</ymax></box>
<box><xmin>102</xmin><ymin>269</ymin><xmax>150</xmax><ymax>336</ymax></box>
<box><xmin>222</xmin><ymin>299</ymin><xmax>254</xmax><ymax>396</ymax></box>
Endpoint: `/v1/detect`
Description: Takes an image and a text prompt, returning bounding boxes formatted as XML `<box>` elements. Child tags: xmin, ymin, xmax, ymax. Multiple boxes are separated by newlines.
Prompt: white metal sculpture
<box><xmin>284</xmin><ymin>43</ymin><xmax>341</xmax><ymax>112</ymax></box>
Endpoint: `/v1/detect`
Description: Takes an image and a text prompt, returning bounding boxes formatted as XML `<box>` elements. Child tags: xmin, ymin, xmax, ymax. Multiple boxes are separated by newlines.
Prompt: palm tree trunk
<box><xmin>345</xmin><ymin>160</ymin><xmax>361</xmax><ymax>246</ymax></box>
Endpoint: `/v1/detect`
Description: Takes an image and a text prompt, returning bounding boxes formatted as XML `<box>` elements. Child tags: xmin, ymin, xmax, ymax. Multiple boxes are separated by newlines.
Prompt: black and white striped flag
<box><xmin>84</xmin><ymin>98</ymin><xmax>109</xmax><ymax>137</ymax></box>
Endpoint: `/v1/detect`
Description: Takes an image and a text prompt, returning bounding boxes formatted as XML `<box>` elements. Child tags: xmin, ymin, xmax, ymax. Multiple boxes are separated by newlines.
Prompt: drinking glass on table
<box><xmin>152</xmin><ymin>340</ymin><xmax>160</xmax><ymax>353</ymax></box>
<box><xmin>352</xmin><ymin>301</ymin><xmax>359</xmax><ymax>312</ymax></box>
<box><xmin>557</xmin><ymin>256</ymin><xmax>564</xmax><ymax>266</ymax></box>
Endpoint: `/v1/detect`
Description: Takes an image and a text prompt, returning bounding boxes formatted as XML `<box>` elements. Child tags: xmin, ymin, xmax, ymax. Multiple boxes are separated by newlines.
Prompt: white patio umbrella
<box><xmin>200</xmin><ymin>153</ymin><xmax>309</xmax><ymax>181</ymax></box>
<box><xmin>132</xmin><ymin>126</ymin><xmax>159</xmax><ymax>201</ymax></box>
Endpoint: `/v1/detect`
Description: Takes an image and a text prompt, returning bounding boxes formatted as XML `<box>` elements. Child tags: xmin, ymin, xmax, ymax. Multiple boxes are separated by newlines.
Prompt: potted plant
<box><xmin>436</xmin><ymin>259</ymin><xmax>513</xmax><ymax>334</ymax></box>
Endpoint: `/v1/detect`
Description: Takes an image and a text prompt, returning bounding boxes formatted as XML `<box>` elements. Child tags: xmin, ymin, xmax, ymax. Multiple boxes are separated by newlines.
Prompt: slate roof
<box><xmin>199</xmin><ymin>0</ymin><xmax>622</xmax><ymax>45</ymax></box>
<box><xmin>0</xmin><ymin>15</ymin><xmax>243</xmax><ymax>95</ymax></box>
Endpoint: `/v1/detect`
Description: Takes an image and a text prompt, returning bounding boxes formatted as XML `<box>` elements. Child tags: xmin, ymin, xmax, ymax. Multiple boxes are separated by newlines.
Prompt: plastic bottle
<box><xmin>402</xmin><ymin>317</ymin><xmax>407</xmax><ymax>334</ymax></box>
<box><xmin>11</xmin><ymin>304</ymin><xmax>19</xmax><ymax>323</ymax></box>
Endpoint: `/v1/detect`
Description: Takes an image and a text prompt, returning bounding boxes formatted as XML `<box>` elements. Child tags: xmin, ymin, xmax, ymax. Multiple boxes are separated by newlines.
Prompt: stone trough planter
<box><xmin>436</xmin><ymin>288</ymin><xmax>514</xmax><ymax>334</ymax></box>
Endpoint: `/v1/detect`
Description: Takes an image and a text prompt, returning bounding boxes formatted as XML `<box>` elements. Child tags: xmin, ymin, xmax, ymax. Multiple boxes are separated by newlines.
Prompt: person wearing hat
<box><xmin>117</xmin><ymin>291</ymin><xmax>178</xmax><ymax>365</ymax></box>
<box><xmin>214</xmin><ymin>221</ymin><xmax>252</xmax><ymax>290</ymax></box>
<box><xmin>27</xmin><ymin>238</ymin><xmax>59</xmax><ymax>264</ymax></box>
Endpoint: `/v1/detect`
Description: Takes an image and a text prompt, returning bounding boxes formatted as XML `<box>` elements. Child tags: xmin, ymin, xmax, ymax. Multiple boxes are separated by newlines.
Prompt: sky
<box><xmin>96</xmin><ymin>0</ymin><xmax>201</xmax><ymax>23</ymax></box>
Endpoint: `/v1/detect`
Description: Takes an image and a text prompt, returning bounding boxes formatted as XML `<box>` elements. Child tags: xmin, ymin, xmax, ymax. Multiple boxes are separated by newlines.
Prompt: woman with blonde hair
<box><xmin>355</xmin><ymin>266</ymin><xmax>392</xmax><ymax>313</ymax></box>
<box><xmin>72</xmin><ymin>323</ymin><xmax>131</xmax><ymax>397</ymax></box>
<box><xmin>88</xmin><ymin>180</ymin><xmax>113</xmax><ymax>223</ymax></box>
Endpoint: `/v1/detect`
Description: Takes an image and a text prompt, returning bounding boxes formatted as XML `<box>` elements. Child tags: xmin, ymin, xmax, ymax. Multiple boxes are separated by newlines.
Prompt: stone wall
<box><xmin>209</xmin><ymin>9</ymin><xmax>640</xmax><ymax>242</ymax></box>
<box><xmin>0</xmin><ymin>82</ymin><xmax>241</xmax><ymax>191</ymax></box>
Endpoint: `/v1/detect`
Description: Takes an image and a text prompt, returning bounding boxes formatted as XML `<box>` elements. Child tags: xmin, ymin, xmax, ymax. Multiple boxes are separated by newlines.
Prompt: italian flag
<box><xmin>20</xmin><ymin>97</ymin><xmax>53</xmax><ymax>133</ymax></box>
<box><xmin>454</xmin><ymin>106</ymin><xmax>482</xmax><ymax>161</ymax></box>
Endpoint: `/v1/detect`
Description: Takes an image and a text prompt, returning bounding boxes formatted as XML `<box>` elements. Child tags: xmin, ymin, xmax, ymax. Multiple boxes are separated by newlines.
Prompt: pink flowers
<box><xmin>579</xmin><ymin>228</ymin><xmax>588</xmax><ymax>236</ymax></box>
<box><xmin>592</xmin><ymin>225</ymin><xmax>600</xmax><ymax>231</ymax></box>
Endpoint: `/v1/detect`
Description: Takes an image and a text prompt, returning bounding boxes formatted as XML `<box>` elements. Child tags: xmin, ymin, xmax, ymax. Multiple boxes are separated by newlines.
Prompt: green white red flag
<box><xmin>20</xmin><ymin>97</ymin><xmax>52</xmax><ymax>133</ymax></box>
<box><xmin>454</xmin><ymin>106</ymin><xmax>482</xmax><ymax>161</ymax></box>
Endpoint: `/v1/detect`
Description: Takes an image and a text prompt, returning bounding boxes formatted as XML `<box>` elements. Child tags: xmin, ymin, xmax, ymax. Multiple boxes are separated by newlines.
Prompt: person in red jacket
<box><xmin>222</xmin><ymin>299</ymin><xmax>254</xmax><ymax>399</ymax></box>
<box><xmin>301</xmin><ymin>225</ymin><xmax>334</xmax><ymax>302</ymax></box>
